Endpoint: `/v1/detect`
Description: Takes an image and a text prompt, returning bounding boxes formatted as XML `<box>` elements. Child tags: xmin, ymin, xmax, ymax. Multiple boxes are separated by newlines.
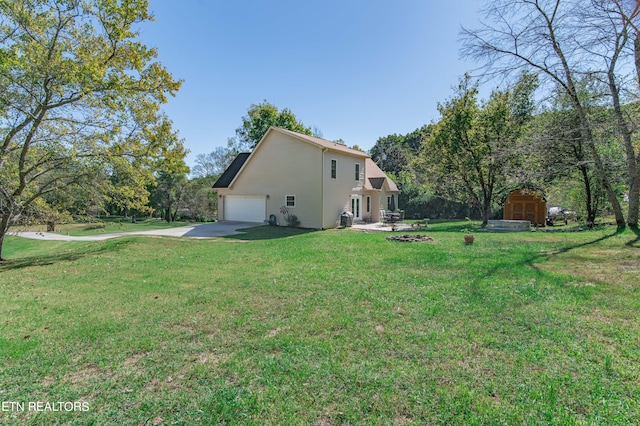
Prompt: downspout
<box><xmin>322</xmin><ymin>148</ymin><xmax>328</xmax><ymax>229</ymax></box>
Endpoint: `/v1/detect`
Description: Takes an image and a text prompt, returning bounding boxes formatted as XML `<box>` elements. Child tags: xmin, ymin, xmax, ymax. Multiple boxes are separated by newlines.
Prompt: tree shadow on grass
<box><xmin>222</xmin><ymin>226</ymin><xmax>317</xmax><ymax>241</ymax></box>
<box><xmin>547</xmin><ymin>227</ymin><xmax>623</xmax><ymax>256</ymax></box>
<box><xmin>0</xmin><ymin>241</ymin><xmax>118</xmax><ymax>272</ymax></box>
<box><xmin>468</xmin><ymin>228</ymin><xmax>622</xmax><ymax>290</ymax></box>
<box><xmin>2</xmin><ymin>251</ymin><xmax>88</xmax><ymax>271</ymax></box>
<box><xmin>627</xmin><ymin>226</ymin><xmax>640</xmax><ymax>247</ymax></box>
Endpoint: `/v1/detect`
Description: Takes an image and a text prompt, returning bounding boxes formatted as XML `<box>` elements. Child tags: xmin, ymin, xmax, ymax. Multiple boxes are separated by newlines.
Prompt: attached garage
<box><xmin>223</xmin><ymin>195</ymin><xmax>266</xmax><ymax>223</ymax></box>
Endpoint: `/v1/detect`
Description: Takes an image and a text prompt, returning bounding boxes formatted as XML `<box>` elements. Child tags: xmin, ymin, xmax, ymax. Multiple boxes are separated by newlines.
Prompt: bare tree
<box><xmin>461</xmin><ymin>0</ymin><xmax>637</xmax><ymax>227</ymax></box>
<box><xmin>191</xmin><ymin>145</ymin><xmax>236</xmax><ymax>179</ymax></box>
<box><xmin>586</xmin><ymin>0</ymin><xmax>640</xmax><ymax>226</ymax></box>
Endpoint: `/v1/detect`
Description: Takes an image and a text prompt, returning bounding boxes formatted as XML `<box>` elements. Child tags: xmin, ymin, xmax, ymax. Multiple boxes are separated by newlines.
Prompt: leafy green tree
<box><xmin>530</xmin><ymin>108</ymin><xmax>603</xmax><ymax>223</ymax></box>
<box><xmin>150</xmin><ymin>171</ymin><xmax>188</xmax><ymax>222</ymax></box>
<box><xmin>404</xmin><ymin>126</ymin><xmax>432</xmax><ymax>153</ymax></box>
<box><xmin>21</xmin><ymin>197</ymin><xmax>73</xmax><ymax>232</ymax></box>
<box><xmin>105</xmin><ymin>132</ymin><xmax>187</xmax><ymax>223</ymax></box>
<box><xmin>0</xmin><ymin>0</ymin><xmax>181</xmax><ymax>260</ymax></box>
<box><xmin>369</xmin><ymin>125</ymin><xmax>433</xmax><ymax>218</ymax></box>
<box><xmin>148</xmin><ymin>138</ymin><xmax>190</xmax><ymax>222</ymax></box>
<box><xmin>234</xmin><ymin>101</ymin><xmax>314</xmax><ymax>150</ymax></box>
<box><xmin>370</xmin><ymin>134</ymin><xmax>409</xmax><ymax>175</ymax></box>
<box><xmin>105</xmin><ymin>157</ymin><xmax>155</xmax><ymax>219</ymax></box>
<box><xmin>181</xmin><ymin>177</ymin><xmax>217</xmax><ymax>221</ymax></box>
<box><xmin>426</xmin><ymin>73</ymin><xmax>537</xmax><ymax>225</ymax></box>
<box><xmin>372</xmin><ymin>142</ymin><xmax>410</xmax><ymax>175</ymax></box>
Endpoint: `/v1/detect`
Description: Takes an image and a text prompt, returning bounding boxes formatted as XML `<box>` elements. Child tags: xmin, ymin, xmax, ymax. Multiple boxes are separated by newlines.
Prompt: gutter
<box><xmin>321</xmin><ymin>147</ymin><xmax>328</xmax><ymax>229</ymax></box>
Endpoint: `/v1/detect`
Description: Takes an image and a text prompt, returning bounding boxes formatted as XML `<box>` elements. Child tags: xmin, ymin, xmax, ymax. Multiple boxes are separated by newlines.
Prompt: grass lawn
<box><xmin>12</xmin><ymin>216</ymin><xmax>193</xmax><ymax>237</ymax></box>
<box><xmin>0</xmin><ymin>222</ymin><xmax>639</xmax><ymax>424</ymax></box>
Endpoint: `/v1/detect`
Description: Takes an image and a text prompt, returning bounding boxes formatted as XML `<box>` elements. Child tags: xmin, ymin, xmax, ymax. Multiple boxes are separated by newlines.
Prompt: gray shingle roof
<box><xmin>272</xmin><ymin>127</ymin><xmax>368</xmax><ymax>158</ymax></box>
<box><xmin>212</xmin><ymin>153</ymin><xmax>251</xmax><ymax>188</ymax></box>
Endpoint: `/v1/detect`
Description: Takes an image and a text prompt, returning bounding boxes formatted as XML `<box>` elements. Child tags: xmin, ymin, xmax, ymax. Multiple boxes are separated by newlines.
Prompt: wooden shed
<box><xmin>503</xmin><ymin>188</ymin><xmax>547</xmax><ymax>226</ymax></box>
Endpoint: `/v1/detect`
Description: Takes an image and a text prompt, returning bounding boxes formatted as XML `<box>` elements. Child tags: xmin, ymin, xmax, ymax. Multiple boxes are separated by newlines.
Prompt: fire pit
<box><xmin>386</xmin><ymin>234</ymin><xmax>435</xmax><ymax>243</ymax></box>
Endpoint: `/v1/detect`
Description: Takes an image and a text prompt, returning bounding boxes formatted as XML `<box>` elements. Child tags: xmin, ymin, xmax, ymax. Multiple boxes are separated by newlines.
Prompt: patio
<box><xmin>351</xmin><ymin>221</ymin><xmax>421</xmax><ymax>232</ymax></box>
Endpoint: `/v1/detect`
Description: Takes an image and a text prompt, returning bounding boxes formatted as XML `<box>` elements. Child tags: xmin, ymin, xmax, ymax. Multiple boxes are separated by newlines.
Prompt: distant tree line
<box><xmin>372</xmin><ymin>70</ymin><xmax>632</xmax><ymax>225</ymax></box>
<box><xmin>371</xmin><ymin>0</ymin><xmax>639</xmax><ymax>228</ymax></box>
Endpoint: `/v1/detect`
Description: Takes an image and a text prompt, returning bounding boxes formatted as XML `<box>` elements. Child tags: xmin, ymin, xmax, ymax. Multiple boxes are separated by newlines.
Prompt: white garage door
<box><xmin>224</xmin><ymin>196</ymin><xmax>266</xmax><ymax>222</ymax></box>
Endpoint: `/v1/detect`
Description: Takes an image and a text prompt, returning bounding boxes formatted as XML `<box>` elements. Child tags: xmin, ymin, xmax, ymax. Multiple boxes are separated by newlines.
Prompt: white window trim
<box><xmin>355</xmin><ymin>163</ymin><xmax>360</xmax><ymax>181</ymax></box>
<box><xmin>330</xmin><ymin>159</ymin><xmax>337</xmax><ymax>179</ymax></box>
<box><xmin>285</xmin><ymin>195</ymin><xmax>296</xmax><ymax>208</ymax></box>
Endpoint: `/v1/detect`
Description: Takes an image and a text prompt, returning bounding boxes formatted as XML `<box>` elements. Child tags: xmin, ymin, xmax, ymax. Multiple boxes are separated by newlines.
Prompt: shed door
<box><xmin>224</xmin><ymin>196</ymin><xmax>266</xmax><ymax>222</ymax></box>
<box><xmin>524</xmin><ymin>203</ymin><xmax>536</xmax><ymax>223</ymax></box>
<box><xmin>512</xmin><ymin>203</ymin><xmax>524</xmax><ymax>220</ymax></box>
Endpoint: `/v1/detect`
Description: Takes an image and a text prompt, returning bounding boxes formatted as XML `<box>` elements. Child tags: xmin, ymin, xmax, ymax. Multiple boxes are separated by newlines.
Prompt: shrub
<box><xmin>285</xmin><ymin>214</ymin><xmax>300</xmax><ymax>227</ymax></box>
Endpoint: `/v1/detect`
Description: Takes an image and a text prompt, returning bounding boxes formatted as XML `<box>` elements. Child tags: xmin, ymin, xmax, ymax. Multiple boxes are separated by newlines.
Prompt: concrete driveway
<box><xmin>9</xmin><ymin>221</ymin><xmax>262</xmax><ymax>241</ymax></box>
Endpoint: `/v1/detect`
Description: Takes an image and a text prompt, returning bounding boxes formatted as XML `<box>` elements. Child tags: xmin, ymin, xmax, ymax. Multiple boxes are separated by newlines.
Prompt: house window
<box><xmin>366</xmin><ymin>196</ymin><xmax>370</xmax><ymax>213</ymax></box>
<box><xmin>285</xmin><ymin>195</ymin><xmax>296</xmax><ymax>208</ymax></box>
<box><xmin>355</xmin><ymin>163</ymin><xmax>360</xmax><ymax>181</ymax></box>
<box><xmin>331</xmin><ymin>159</ymin><xmax>337</xmax><ymax>179</ymax></box>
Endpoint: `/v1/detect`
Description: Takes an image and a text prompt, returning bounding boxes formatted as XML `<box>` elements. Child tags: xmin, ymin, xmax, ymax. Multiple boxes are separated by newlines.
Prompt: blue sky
<box><xmin>139</xmin><ymin>1</ymin><xmax>486</xmax><ymax>169</ymax></box>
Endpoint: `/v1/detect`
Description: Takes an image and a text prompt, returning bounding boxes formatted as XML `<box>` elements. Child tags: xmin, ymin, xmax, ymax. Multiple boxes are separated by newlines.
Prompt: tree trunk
<box><xmin>480</xmin><ymin>198</ymin><xmax>491</xmax><ymax>226</ymax></box>
<box><xmin>481</xmin><ymin>210</ymin><xmax>490</xmax><ymax>226</ymax></box>
<box><xmin>609</xmin><ymin>50</ymin><xmax>638</xmax><ymax>227</ymax></box>
<box><xmin>630</xmin><ymin>170</ymin><xmax>640</xmax><ymax>228</ymax></box>
<box><xmin>574</xmin><ymin>107</ymin><xmax>626</xmax><ymax>228</ymax></box>
<box><xmin>635</xmin><ymin>34</ymin><xmax>640</xmax><ymax>91</ymax></box>
<box><xmin>629</xmin><ymin>35</ymin><xmax>640</xmax><ymax>227</ymax></box>
<box><xmin>545</xmin><ymin>5</ymin><xmax>626</xmax><ymax>228</ymax></box>
<box><xmin>578</xmin><ymin>165</ymin><xmax>597</xmax><ymax>224</ymax></box>
<box><xmin>0</xmin><ymin>232</ymin><xmax>5</xmax><ymax>262</ymax></box>
<box><xmin>0</xmin><ymin>211</ymin><xmax>11</xmax><ymax>261</ymax></box>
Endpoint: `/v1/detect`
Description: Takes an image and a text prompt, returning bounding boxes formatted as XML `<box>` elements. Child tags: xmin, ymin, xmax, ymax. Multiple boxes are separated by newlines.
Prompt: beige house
<box><xmin>213</xmin><ymin>127</ymin><xmax>399</xmax><ymax>229</ymax></box>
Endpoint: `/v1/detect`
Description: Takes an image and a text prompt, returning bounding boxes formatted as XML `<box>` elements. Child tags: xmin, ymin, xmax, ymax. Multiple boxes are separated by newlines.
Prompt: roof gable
<box><xmin>212</xmin><ymin>152</ymin><xmax>251</xmax><ymax>188</ymax></box>
<box><xmin>364</xmin><ymin>158</ymin><xmax>399</xmax><ymax>192</ymax></box>
<box><xmin>272</xmin><ymin>127</ymin><xmax>368</xmax><ymax>158</ymax></box>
